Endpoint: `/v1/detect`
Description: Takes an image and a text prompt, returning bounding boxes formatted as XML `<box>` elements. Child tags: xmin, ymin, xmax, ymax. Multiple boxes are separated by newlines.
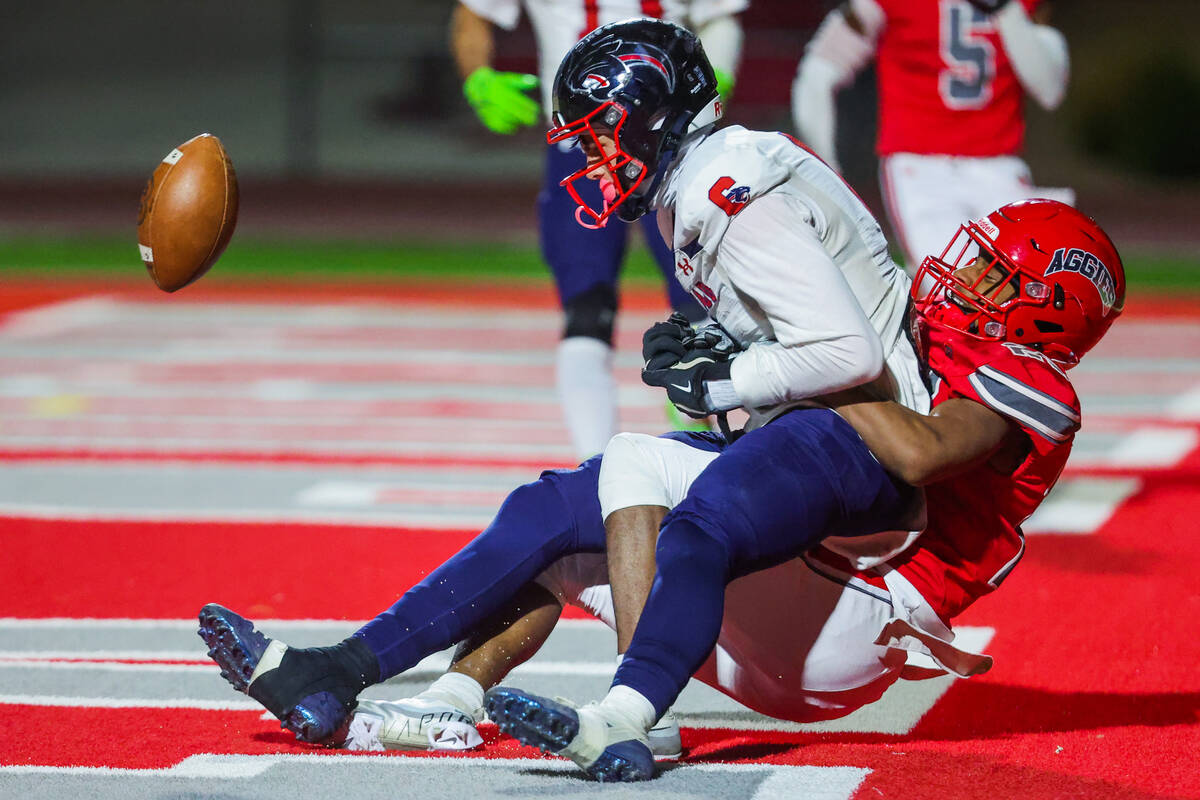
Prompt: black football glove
<box><xmin>641</xmin><ymin>318</ymin><xmax>743</xmax><ymax>418</ymax></box>
<box><xmin>686</xmin><ymin>323</ymin><xmax>742</xmax><ymax>363</ymax></box>
<box><xmin>642</xmin><ymin>312</ymin><xmax>694</xmax><ymax>371</ymax></box>
<box><xmin>642</xmin><ymin>356</ymin><xmax>734</xmax><ymax>418</ymax></box>
<box><xmin>964</xmin><ymin>0</ymin><xmax>1010</xmax><ymax>12</ymax></box>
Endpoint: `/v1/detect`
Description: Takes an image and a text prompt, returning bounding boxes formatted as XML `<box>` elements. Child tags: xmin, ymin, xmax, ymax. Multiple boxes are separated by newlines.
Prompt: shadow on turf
<box><xmin>917</xmin><ymin>683</ymin><xmax>1200</xmax><ymax>741</ymax></box>
<box><xmin>685</xmin><ymin>684</ymin><xmax>1200</xmax><ymax>762</ymax></box>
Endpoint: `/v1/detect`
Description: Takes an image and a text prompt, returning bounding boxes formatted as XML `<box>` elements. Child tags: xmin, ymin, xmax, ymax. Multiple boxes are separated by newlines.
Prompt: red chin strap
<box><xmin>547</xmin><ymin>102</ymin><xmax>646</xmax><ymax>229</ymax></box>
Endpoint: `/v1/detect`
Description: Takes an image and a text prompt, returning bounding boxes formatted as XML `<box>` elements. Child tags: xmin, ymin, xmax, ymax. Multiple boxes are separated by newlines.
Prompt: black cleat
<box><xmin>198</xmin><ymin>603</ymin><xmax>369</xmax><ymax>745</ymax></box>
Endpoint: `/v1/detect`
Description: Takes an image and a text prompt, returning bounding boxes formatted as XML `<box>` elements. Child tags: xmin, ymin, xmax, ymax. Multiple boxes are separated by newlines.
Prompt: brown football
<box><xmin>137</xmin><ymin>133</ymin><xmax>238</xmax><ymax>292</ymax></box>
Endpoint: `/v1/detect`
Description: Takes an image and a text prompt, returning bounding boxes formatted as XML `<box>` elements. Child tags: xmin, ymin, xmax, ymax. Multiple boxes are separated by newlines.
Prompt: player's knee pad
<box><xmin>563</xmin><ymin>283</ymin><xmax>617</xmax><ymax>344</ymax></box>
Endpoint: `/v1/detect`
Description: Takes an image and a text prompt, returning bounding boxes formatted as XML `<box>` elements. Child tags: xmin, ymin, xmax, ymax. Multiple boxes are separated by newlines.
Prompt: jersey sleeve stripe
<box><xmin>977</xmin><ymin>365</ymin><xmax>1080</xmax><ymax>422</ymax></box>
<box><xmin>968</xmin><ymin>369</ymin><xmax>1078</xmax><ymax>443</ymax></box>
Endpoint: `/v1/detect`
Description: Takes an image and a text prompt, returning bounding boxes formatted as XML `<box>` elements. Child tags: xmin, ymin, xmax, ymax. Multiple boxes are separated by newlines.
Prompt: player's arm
<box><xmin>449</xmin><ymin>1</ymin><xmax>539</xmax><ymax>134</ymax></box>
<box><xmin>986</xmin><ymin>0</ymin><xmax>1069</xmax><ymax>110</ymax></box>
<box><xmin>693</xmin><ymin>13</ymin><xmax>744</xmax><ymax>104</ymax></box>
<box><xmin>827</xmin><ymin>394</ymin><xmax>1014</xmax><ymax>485</ymax></box>
<box><xmin>719</xmin><ymin>193</ymin><xmax>885</xmax><ymax>408</ymax></box>
<box><xmin>790</xmin><ymin>0</ymin><xmax>881</xmax><ymax>171</ymax></box>
<box><xmin>450</xmin><ymin>2</ymin><xmax>494</xmax><ymax>79</ymax></box>
<box><xmin>641</xmin><ymin>193</ymin><xmax>884</xmax><ymax>417</ymax></box>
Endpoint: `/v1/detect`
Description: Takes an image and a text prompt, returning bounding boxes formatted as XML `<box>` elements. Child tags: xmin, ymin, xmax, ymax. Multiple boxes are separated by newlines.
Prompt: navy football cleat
<box><xmin>198</xmin><ymin>603</ymin><xmax>363</xmax><ymax>745</ymax></box>
<box><xmin>484</xmin><ymin>686</ymin><xmax>656</xmax><ymax>782</ymax></box>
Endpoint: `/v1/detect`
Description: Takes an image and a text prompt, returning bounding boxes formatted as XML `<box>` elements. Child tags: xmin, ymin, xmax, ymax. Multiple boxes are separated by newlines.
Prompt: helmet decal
<box><xmin>1044</xmin><ymin>248</ymin><xmax>1117</xmax><ymax>315</ymax></box>
<box><xmin>974</xmin><ymin>215</ymin><xmax>1001</xmax><ymax>240</ymax></box>
<box><xmin>581</xmin><ymin>73</ymin><xmax>611</xmax><ymax>91</ymax></box>
<box><xmin>617</xmin><ymin>53</ymin><xmax>672</xmax><ymax>84</ymax></box>
<box><xmin>575</xmin><ymin>40</ymin><xmax>675</xmax><ymax>102</ymax></box>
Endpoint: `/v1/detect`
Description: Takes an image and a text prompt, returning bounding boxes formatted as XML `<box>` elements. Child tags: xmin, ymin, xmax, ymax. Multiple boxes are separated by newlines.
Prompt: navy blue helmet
<box><xmin>547</xmin><ymin>18</ymin><xmax>722</xmax><ymax>226</ymax></box>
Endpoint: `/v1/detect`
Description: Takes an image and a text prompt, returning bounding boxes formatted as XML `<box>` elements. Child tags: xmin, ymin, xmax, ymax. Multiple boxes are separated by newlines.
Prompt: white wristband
<box><xmin>703</xmin><ymin>378</ymin><xmax>741</xmax><ymax>412</ymax></box>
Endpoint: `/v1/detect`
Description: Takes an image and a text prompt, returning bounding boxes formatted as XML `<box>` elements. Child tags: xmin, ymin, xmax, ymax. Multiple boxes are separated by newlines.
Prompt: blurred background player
<box><xmin>791</xmin><ymin>0</ymin><xmax>1073</xmax><ymax>271</ymax></box>
<box><xmin>450</xmin><ymin>0</ymin><xmax>746</xmax><ymax>458</ymax></box>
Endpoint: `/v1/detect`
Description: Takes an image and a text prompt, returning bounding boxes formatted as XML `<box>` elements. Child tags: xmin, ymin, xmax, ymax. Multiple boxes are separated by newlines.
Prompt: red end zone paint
<box><xmin>0</xmin><ymin>517</ymin><xmax>473</xmax><ymax>619</ymax></box>
<box><xmin>0</xmin><ymin>448</ymin><xmax>575</xmax><ymax>472</ymax></box>
<box><xmin>0</xmin><ymin>516</ymin><xmax>592</xmax><ymax>620</ymax></box>
<box><xmin>0</xmin><ymin>276</ymin><xmax>677</xmax><ymax>315</ymax></box>
<box><xmin>0</xmin><ymin>705</ymin><xmax>540</xmax><ymax>769</ymax></box>
<box><xmin>1</xmin><ymin>278</ymin><xmax>1198</xmax><ymax>318</ymax></box>
<box><xmin>1</xmin><ymin>463</ymin><xmax>1199</xmax><ymax>794</ymax></box>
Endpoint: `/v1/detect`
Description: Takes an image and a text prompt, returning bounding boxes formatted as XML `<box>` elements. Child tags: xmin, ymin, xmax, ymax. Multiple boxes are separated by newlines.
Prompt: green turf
<box><xmin>0</xmin><ymin>236</ymin><xmax>664</xmax><ymax>284</ymax></box>
<box><xmin>1</xmin><ymin>235</ymin><xmax>1197</xmax><ymax>291</ymax></box>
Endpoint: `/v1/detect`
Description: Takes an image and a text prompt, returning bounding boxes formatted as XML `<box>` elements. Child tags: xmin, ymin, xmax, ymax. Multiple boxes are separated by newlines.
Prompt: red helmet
<box><xmin>912</xmin><ymin>199</ymin><xmax>1126</xmax><ymax>368</ymax></box>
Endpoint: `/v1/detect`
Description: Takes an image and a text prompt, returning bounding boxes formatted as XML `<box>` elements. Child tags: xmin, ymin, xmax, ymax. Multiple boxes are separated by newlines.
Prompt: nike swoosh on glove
<box><xmin>642</xmin><ymin>358</ymin><xmax>733</xmax><ymax>418</ymax></box>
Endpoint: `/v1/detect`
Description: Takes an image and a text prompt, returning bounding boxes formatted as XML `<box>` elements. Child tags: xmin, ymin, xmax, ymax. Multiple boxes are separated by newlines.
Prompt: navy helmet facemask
<box><xmin>548</xmin><ymin>18</ymin><xmax>723</xmax><ymax>228</ymax></box>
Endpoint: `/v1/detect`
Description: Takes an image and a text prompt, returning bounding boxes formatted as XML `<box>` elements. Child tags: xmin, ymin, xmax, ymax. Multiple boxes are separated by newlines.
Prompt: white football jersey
<box><xmin>461</xmin><ymin>0</ymin><xmax>747</xmax><ymax>115</ymax></box>
<box><xmin>655</xmin><ymin>125</ymin><xmax>930</xmax><ymax>429</ymax></box>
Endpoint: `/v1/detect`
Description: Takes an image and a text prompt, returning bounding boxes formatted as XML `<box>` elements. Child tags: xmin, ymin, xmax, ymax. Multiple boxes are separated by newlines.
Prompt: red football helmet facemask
<box><xmin>546</xmin><ymin>102</ymin><xmax>647</xmax><ymax>229</ymax></box>
<box><xmin>912</xmin><ymin>199</ymin><xmax>1125</xmax><ymax>368</ymax></box>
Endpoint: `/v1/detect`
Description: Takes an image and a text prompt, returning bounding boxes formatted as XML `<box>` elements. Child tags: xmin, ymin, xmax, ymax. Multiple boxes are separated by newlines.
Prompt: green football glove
<box><xmin>463</xmin><ymin>66</ymin><xmax>540</xmax><ymax>134</ymax></box>
<box><xmin>713</xmin><ymin>67</ymin><xmax>735</xmax><ymax>105</ymax></box>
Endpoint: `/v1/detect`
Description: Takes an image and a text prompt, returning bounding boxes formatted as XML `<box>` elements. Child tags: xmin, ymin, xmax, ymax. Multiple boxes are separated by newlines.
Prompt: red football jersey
<box><xmin>874</xmin><ymin>0</ymin><xmax>1041</xmax><ymax>157</ymax></box>
<box><xmin>887</xmin><ymin>326</ymin><xmax>1080</xmax><ymax>623</ymax></box>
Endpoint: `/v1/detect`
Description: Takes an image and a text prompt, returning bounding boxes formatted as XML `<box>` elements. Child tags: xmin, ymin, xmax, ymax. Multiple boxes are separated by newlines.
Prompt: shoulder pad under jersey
<box><xmin>958</xmin><ymin>341</ymin><xmax>1081</xmax><ymax>444</ymax></box>
<box><xmin>669</xmin><ymin>128</ymin><xmax>792</xmax><ymax>256</ymax></box>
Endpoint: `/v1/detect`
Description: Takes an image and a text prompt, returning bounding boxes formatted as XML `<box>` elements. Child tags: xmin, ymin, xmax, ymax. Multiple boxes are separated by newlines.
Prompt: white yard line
<box><xmin>0</xmin><ymin>297</ymin><xmax>122</xmax><ymax>339</ymax></box>
<box><xmin>0</xmin><ymin>753</ymin><xmax>872</xmax><ymax>799</ymax></box>
<box><xmin>0</xmin><ymin>657</ymin><xmax>615</xmax><ymax>677</ymax></box>
<box><xmin>1166</xmin><ymin>384</ymin><xmax>1200</xmax><ymax>420</ymax></box>
<box><xmin>1100</xmin><ymin>426</ymin><xmax>1199</xmax><ymax>467</ymax></box>
<box><xmin>1023</xmin><ymin>477</ymin><xmax>1142</xmax><ymax>535</ymax></box>
<box><xmin>0</xmin><ymin>617</ymin><xmax>612</xmax><ymax>630</ymax></box>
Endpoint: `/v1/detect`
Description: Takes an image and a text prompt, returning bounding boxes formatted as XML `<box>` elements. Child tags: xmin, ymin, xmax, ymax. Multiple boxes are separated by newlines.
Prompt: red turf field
<box><xmin>1</xmin><ymin>279</ymin><xmax>1197</xmax><ymax>799</ymax></box>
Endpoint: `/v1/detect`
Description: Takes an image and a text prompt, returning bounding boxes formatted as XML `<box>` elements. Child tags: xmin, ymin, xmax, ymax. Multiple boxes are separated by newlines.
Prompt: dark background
<box><xmin>2</xmin><ymin>0</ymin><xmax>1198</xmax><ymax>251</ymax></box>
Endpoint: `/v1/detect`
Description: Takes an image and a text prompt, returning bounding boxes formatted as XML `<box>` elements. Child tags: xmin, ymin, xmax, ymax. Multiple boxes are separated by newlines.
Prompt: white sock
<box><xmin>421</xmin><ymin>672</ymin><xmax>485</xmax><ymax>718</ymax></box>
<box><xmin>556</xmin><ymin>337</ymin><xmax>616</xmax><ymax>459</ymax></box>
<box><xmin>600</xmin><ymin>685</ymin><xmax>657</xmax><ymax>733</ymax></box>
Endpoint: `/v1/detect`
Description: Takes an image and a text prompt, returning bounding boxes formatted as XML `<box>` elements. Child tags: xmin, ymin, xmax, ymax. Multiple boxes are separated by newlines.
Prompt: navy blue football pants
<box><xmin>354</xmin><ymin>410</ymin><xmax>913</xmax><ymax>717</ymax></box>
<box><xmin>539</xmin><ymin>142</ymin><xmax>701</xmax><ymax>319</ymax></box>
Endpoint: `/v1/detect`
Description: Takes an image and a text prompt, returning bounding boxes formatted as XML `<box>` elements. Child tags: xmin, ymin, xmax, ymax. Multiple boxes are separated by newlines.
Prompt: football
<box><xmin>137</xmin><ymin>133</ymin><xmax>238</xmax><ymax>292</ymax></box>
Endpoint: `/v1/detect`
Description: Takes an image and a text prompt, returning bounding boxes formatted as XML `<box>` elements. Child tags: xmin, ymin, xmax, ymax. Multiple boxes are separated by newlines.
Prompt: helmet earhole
<box><xmin>1015</xmin><ymin>328</ymin><xmax>1024</xmax><ymax>337</ymax></box>
<box><xmin>1053</xmin><ymin>283</ymin><xmax>1065</xmax><ymax>310</ymax></box>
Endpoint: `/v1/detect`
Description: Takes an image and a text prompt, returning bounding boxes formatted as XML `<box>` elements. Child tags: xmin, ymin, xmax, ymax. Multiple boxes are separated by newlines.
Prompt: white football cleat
<box><xmin>648</xmin><ymin>710</ymin><xmax>682</xmax><ymax>761</ymax></box>
<box><xmin>343</xmin><ymin>697</ymin><xmax>483</xmax><ymax>752</ymax></box>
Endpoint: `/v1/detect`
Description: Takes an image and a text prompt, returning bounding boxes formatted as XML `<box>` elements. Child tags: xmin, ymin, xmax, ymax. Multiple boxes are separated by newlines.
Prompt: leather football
<box><xmin>137</xmin><ymin>133</ymin><xmax>238</xmax><ymax>292</ymax></box>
